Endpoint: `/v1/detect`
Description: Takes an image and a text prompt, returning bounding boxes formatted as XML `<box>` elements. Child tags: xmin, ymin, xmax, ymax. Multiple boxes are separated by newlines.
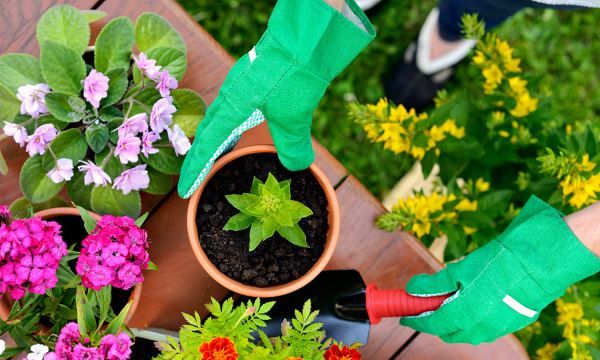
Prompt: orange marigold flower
<box><xmin>287</xmin><ymin>357</ymin><xmax>303</xmax><ymax>360</ymax></box>
<box><xmin>324</xmin><ymin>345</ymin><xmax>361</xmax><ymax>360</ymax></box>
<box><xmin>199</xmin><ymin>337</ymin><xmax>238</xmax><ymax>360</ymax></box>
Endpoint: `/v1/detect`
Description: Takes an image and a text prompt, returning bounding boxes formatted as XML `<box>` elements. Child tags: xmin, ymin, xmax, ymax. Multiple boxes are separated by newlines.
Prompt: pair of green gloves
<box><xmin>179</xmin><ymin>0</ymin><xmax>600</xmax><ymax>344</ymax></box>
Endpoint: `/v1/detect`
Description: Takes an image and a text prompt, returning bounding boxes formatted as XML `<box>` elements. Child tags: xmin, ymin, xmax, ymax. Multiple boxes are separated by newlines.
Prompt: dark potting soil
<box><xmin>196</xmin><ymin>153</ymin><xmax>329</xmax><ymax>288</ymax></box>
<box><xmin>130</xmin><ymin>337</ymin><xmax>161</xmax><ymax>359</ymax></box>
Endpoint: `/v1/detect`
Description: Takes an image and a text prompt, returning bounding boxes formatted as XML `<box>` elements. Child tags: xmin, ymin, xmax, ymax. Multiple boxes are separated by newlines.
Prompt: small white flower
<box><xmin>0</xmin><ymin>339</ymin><xmax>5</xmax><ymax>355</ymax></box>
<box><xmin>27</xmin><ymin>344</ymin><xmax>49</xmax><ymax>360</ymax></box>
<box><xmin>167</xmin><ymin>124</ymin><xmax>191</xmax><ymax>156</ymax></box>
<box><xmin>3</xmin><ymin>121</ymin><xmax>28</xmax><ymax>147</ymax></box>
<box><xmin>46</xmin><ymin>158</ymin><xmax>74</xmax><ymax>183</ymax></box>
<box><xmin>16</xmin><ymin>83</ymin><xmax>50</xmax><ymax>118</ymax></box>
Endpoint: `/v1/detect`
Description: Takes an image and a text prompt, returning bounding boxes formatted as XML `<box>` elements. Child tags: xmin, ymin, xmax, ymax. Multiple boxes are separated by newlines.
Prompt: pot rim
<box><xmin>187</xmin><ymin>145</ymin><xmax>340</xmax><ymax>298</ymax></box>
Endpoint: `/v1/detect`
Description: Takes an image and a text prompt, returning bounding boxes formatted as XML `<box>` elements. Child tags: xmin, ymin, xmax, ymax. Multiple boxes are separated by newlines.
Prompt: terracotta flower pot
<box><xmin>187</xmin><ymin>145</ymin><xmax>340</xmax><ymax>298</ymax></box>
<box><xmin>0</xmin><ymin>207</ymin><xmax>142</xmax><ymax>324</ymax></box>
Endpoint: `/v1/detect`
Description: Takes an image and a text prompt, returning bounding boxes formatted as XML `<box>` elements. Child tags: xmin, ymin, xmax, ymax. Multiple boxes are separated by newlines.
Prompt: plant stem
<box><xmin>100</xmin><ymin>145</ymin><xmax>115</xmax><ymax>169</ymax></box>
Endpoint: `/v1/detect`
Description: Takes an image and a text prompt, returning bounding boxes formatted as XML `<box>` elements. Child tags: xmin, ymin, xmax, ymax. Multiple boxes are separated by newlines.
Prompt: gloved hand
<box><xmin>401</xmin><ymin>196</ymin><xmax>600</xmax><ymax>344</ymax></box>
<box><xmin>178</xmin><ymin>0</ymin><xmax>375</xmax><ymax>198</ymax></box>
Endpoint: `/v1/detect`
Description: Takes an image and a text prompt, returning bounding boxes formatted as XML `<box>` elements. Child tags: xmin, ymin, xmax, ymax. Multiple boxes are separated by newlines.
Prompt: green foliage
<box><xmin>85</xmin><ymin>123</ymin><xmax>110</xmax><ymax>153</ymax></box>
<box><xmin>41</xmin><ymin>129</ymin><xmax>88</xmax><ymax>172</ymax></box>
<box><xmin>133</xmin><ymin>46</ymin><xmax>187</xmax><ymax>82</ymax></box>
<box><xmin>36</xmin><ymin>4</ymin><xmax>90</xmax><ymax>55</ymax></box>
<box><xmin>8</xmin><ymin>196</ymin><xmax>68</xmax><ymax>218</ymax></box>
<box><xmin>0</xmin><ymin>82</ymin><xmax>20</xmax><ymax>122</ymax></box>
<box><xmin>0</xmin><ymin>54</ymin><xmax>44</xmax><ymax>92</ymax></box>
<box><xmin>19</xmin><ymin>156</ymin><xmax>63</xmax><ymax>203</ymax></box>
<box><xmin>44</xmin><ymin>92</ymin><xmax>87</xmax><ymax>123</ymax></box>
<box><xmin>81</xmin><ymin>10</ymin><xmax>107</xmax><ymax>24</ymax></box>
<box><xmin>143</xmin><ymin>136</ymin><xmax>184</xmax><ymax>176</ymax></box>
<box><xmin>224</xmin><ymin>173</ymin><xmax>313</xmax><ymax>251</ymax></box>
<box><xmin>91</xmin><ymin>186</ymin><xmax>142</xmax><ymax>217</ymax></box>
<box><xmin>93</xmin><ymin>16</ymin><xmax>135</xmax><ymax>73</ymax></box>
<box><xmin>135</xmin><ymin>12</ymin><xmax>187</xmax><ymax>55</ymax></box>
<box><xmin>40</xmin><ymin>41</ymin><xmax>86</xmax><ymax>95</ymax></box>
<box><xmin>171</xmin><ymin>88</ymin><xmax>206</xmax><ymax>137</ymax></box>
<box><xmin>279</xmin><ymin>300</ymin><xmax>330</xmax><ymax>360</ymax></box>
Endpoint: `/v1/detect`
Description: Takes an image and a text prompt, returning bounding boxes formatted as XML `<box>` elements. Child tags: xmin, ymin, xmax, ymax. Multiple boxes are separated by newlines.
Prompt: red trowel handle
<box><xmin>366</xmin><ymin>284</ymin><xmax>451</xmax><ymax>324</ymax></box>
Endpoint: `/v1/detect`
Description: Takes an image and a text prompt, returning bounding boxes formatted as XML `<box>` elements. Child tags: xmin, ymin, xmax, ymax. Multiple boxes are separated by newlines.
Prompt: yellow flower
<box><xmin>578</xmin><ymin>154</ymin><xmax>595</xmax><ymax>172</ymax></box>
<box><xmin>566</xmin><ymin>124</ymin><xmax>573</xmax><ymax>135</ymax></box>
<box><xmin>535</xmin><ymin>343</ymin><xmax>558</xmax><ymax>360</ymax></box>
<box><xmin>455</xmin><ymin>199</ymin><xmax>478</xmax><ymax>212</ymax></box>
<box><xmin>475</xmin><ymin>178</ymin><xmax>490</xmax><ymax>192</ymax></box>
<box><xmin>463</xmin><ymin>226</ymin><xmax>477</xmax><ymax>235</ymax></box>
<box><xmin>440</xmin><ymin>119</ymin><xmax>465</xmax><ymax>139</ymax></box>
<box><xmin>413</xmin><ymin>221</ymin><xmax>432</xmax><ymax>238</ymax></box>
<box><xmin>510</xmin><ymin>91</ymin><xmax>538</xmax><ymax>118</ymax></box>
<box><xmin>504</xmin><ymin>57</ymin><xmax>521</xmax><ymax>73</ymax></box>
<box><xmin>482</xmin><ymin>64</ymin><xmax>503</xmax><ymax>93</ymax></box>
<box><xmin>473</xmin><ymin>50</ymin><xmax>486</xmax><ymax>65</ymax></box>
<box><xmin>557</xmin><ymin>299</ymin><xmax>584</xmax><ymax>325</ymax></box>
<box><xmin>490</xmin><ymin>111</ymin><xmax>506</xmax><ymax>126</ymax></box>
<box><xmin>508</xmin><ymin>77</ymin><xmax>528</xmax><ymax>95</ymax></box>
<box><xmin>410</xmin><ymin>146</ymin><xmax>426</xmax><ymax>160</ymax></box>
<box><xmin>499</xmin><ymin>130</ymin><xmax>510</xmax><ymax>138</ymax></box>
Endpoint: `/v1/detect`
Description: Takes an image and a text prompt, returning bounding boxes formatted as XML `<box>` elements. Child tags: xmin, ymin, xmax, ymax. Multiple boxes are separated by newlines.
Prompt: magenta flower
<box><xmin>141</xmin><ymin>131</ymin><xmax>159</xmax><ymax>157</ymax></box>
<box><xmin>83</xmin><ymin>69</ymin><xmax>110</xmax><ymax>108</ymax></box>
<box><xmin>150</xmin><ymin>97</ymin><xmax>176</xmax><ymax>133</ymax></box>
<box><xmin>78</xmin><ymin>160</ymin><xmax>111</xmax><ymax>186</ymax></box>
<box><xmin>133</xmin><ymin>52</ymin><xmax>161</xmax><ymax>80</ymax></box>
<box><xmin>16</xmin><ymin>83</ymin><xmax>50</xmax><ymax>118</ymax></box>
<box><xmin>99</xmin><ymin>333</ymin><xmax>132</xmax><ymax>360</ymax></box>
<box><xmin>51</xmin><ymin>323</ymin><xmax>132</xmax><ymax>360</ymax></box>
<box><xmin>0</xmin><ymin>205</ymin><xmax>9</xmax><ymax>226</ymax></box>
<box><xmin>114</xmin><ymin>133</ymin><xmax>141</xmax><ymax>164</ymax></box>
<box><xmin>46</xmin><ymin>158</ymin><xmax>74</xmax><ymax>184</ymax></box>
<box><xmin>25</xmin><ymin>124</ymin><xmax>58</xmax><ymax>156</ymax></box>
<box><xmin>167</xmin><ymin>124</ymin><xmax>191</xmax><ymax>156</ymax></box>
<box><xmin>3</xmin><ymin>122</ymin><xmax>28</xmax><ymax>147</ymax></box>
<box><xmin>112</xmin><ymin>165</ymin><xmax>150</xmax><ymax>195</ymax></box>
<box><xmin>155</xmin><ymin>70</ymin><xmax>178</xmax><ymax>97</ymax></box>
<box><xmin>117</xmin><ymin>113</ymin><xmax>148</xmax><ymax>137</ymax></box>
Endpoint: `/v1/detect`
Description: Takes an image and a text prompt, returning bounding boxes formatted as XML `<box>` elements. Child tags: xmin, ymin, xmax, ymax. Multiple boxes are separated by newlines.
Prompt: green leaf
<box><xmin>148</xmin><ymin>261</ymin><xmax>158</xmax><ymax>271</ymax></box>
<box><xmin>67</xmin><ymin>171</ymin><xmax>93</xmax><ymax>209</ymax></box>
<box><xmin>135</xmin><ymin>212</ymin><xmax>149</xmax><ymax>227</ymax></box>
<box><xmin>76</xmin><ymin>286</ymin><xmax>96</xmax><ymax>337</ymax></box>
<box><xmin>439</xmin><ymin>223</ymin><xmax>466</xmax><ymax>260</ymax></box>
<box><xmin>9</xmin><ymin>196</ymin><xmax>68</xmax><ymax>218</ymax></box>
<box><xmin>251</xmin><ymin>177</ymin><xmax>261</xmax><ymax>194</ymax></box>
<box><xmin>224</xmin><ymin>212</ymin><xmax>254</xmax><ymax>231</ymax></box>
<box><xmin>96</xmin><ymin>286</ymin><xmax>111</xmax><ymax>326</ymax></box>
<box><xmin>249</xmin><ymin>222</ymin><xmax>264</xmax><ymax>251</ymax></box>
<box><xmin>13</xmin><ymin>114</ymin><xmax>67</xmax><ymax>133</ymax></box>
<box><xmin>20</xmin><ymin>156</ymin><xmax>63</xmax><ymax>203</ymax></box>
<box><xmin>133</xmin><ymin>46</ymin><xmax>187</xmax><ymax>82</ymax></box>
<box><xmin>438</xmin><ymin>136</ymin><xmax>484</xmax><ymax>159</ymax></box>
<box><xmin>105</xmin><ymin>300</ymin><xmax>132</xmax><ymax>334</ymax></box>
<box><xmin>100</xmin><ymin>107</ymin><xmax>124</xmax><ymax>122</ymax></box>
<box><xmin>75</xmin><ymin>204</ymin><xmax>97</xmax><ymax>233</ymax></box>
<box><xmin>273</xmin><ymin>210</ymin><xmax>293</xmax><ymax>227</ymax></box>
<box><xmin>40</xmin><ymin>41</ymin><xmax>86</xmax><ymax>95</ymax></box>
<box><xmin>86</xmin><ymin>123</ymin><xmax>109</xmax><ymax>153</ymax></box>
<box><xmin>225</xmin><ymin>194</ymin><xmax>254</xmax><ymax>212</ymax></box>
<box><xmin>44</xmin><ymin>92</ymin><xmax>86</xmax><ymax>122</ymax></box>
<box><xmin>135</xmin><ymin>13</ymin><xmax>186</xmax><ymax>55</ymax></box>
<box><xmin>91</xmin><ymin>186</ymin><xmax>141</xmax><ymax>217</ymax></box>
<box><xmin>278</xmin><ymin>223</ymin><xmax>309</xmax><ymax>248</ymax></box>
<box><xmin>286</xmin><ymin>200</ymin><xmax>313</xmax><ymax>219</ymax></box>
<box><xmin>144</xmin><ymin>143</ymin><xmax>183</xmax><ymax>175</ymax></box>
<box><xmin>262</xmin><ymin>218</ymin><xmax>278</xmax><ymax>239</ymax></box>
<box><xmin>94</xmin><ymin>17</ymin><xmax>134</xmax><ymax>73</ymax></box>
<box><xmin>123</xmin><ymin>88</ymin><xmax>161</xmax><ymax>116</ymax></box>
<box><xmin>478</xmin><ymin>190</ymin><xmax>513</xmax><ymax>218</ymax></box>
<box><xmin>95</xmin><ymin>148</ymin><xmax>122</xmax><ymax>179</ymax></box>
<box><xmin>37</xmin><ymin>4</ymin><xmax>90</xmax><ymax>55</ymax></box>
<box><xmin>145</xmin><ymin>167</ymin><xmax>173</xmax><ymax>195</ymax></box>
<box><xmin>82</xmin><ymin>9</ymin><xmax>107</xmax><ymax>23</ymax></box>
<box><xmin>0</xmin><ymin>82</ymin><xmax>20</xmax><ymax>122</ymax></box>
<box><xmin>42</xmin><ymin>129</ymin><xmax>87</xmax><ymax>171</ymax></box>
<box><xmin>0</xmin><ymin>150</ymin><xmax>6</xmax><ymax>176</ymax></box>
<box><xmin>102</xmin><ymin>68</ymin><xmax>129</xmax><ymax>107</ymax></box>
<box><xmin>0</xmin><ymin>53</ymin><xmax>44</xmax><ymax>92</ymax></box>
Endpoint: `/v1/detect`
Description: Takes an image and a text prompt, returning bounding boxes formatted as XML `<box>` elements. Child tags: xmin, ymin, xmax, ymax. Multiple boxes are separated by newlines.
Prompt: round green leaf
<box><xmin>82</xmin><ymin>10</ymin><xmax>107</xmax><ymax>23</ymax></box>
<box><xmin>133</xmin><ymin>47</ymin><xmax>187</xmax><ymax>82</ymax></box>
<box><xmin>91</xmin><ymin>186</ymin><xmax>141</xmax><ymax>217</ymax></box>
<box><xmin>9</xmin><ymin>196</ymin><xmax>68</xmax><ymax>219</ymax></box>
<box><xmin>86</xmin><ymin>123</ymin><xmax>109</xmax><ymax>153</ymax></box>
<box><xmin>42</xmin><ymin>129</ymin><xmax>88</xmax><ymax>171</ymax></box>
<box><xmin>36</xmin><ymin>5</ymin><xmax>90</xmax><ymax>55</ymax></box>
<box><xmin>144</xmin><ymin>144</ymin><xmax>183</xmax><ymax>175</ymax></box>
<box><xmin>67</xmin><ymin>171</ymin><xmax>92</xmax><ymax>209</ymax></box>
<box><xmin>0</xmin><ymin>82</ymin><xmax>20</xmax><ymax>122</ymax></box>
<box><xmin>106</xmin><ymin>118</ymin><xmax>123</xmax><ymax>144</ymax></box>
<box><xmin>95</xmin><ymin>148</ymin><xmax>123</xmax><ymax>179</ymax></box>
<box><xmin>0</xmin><ymin>54</ymin><xmax>44</xmax><ymax>92</ymax></box>
<box><xmin>145</xmin><ymin>167</ymin><xmax>173</xmax><ymax>195</ymax></box>
<box><xmin>123</xmin><ymin>88</ymin><xmax>160</xmax><ymax>116</ymax></box>
<box><xmin>94</xmin><ymin>17</ymin><xmax>134</xmax><ymax>73</ymax></box>
<box><xmin>45</xmin><ymin>92</ymin><xmax>86</xmax><ymax>122</ymax></box>
<box><xmin>171</xmin><ymin>89</ymin><xmax>206</xmax><ymax>137</ymax></box>
<box><xmin>20</xmin><ymin>156</ymin><xmax>63</xmax><ymax>203</ymax></box>
<box><xmin>40</xmin><ymin>41</ymin><xmax>86</xmax><ymax>95</ymax></box>
<box><xmin>99</xmin><ymin>107</ymin><xmax>123</xmax><ymax>122</ymax></box>
<box><xmin>102</xmin><ymin>68</ymin><xmax>129</xmax><ymax>107</ymax></box>
<box><xmin>13</xmin><ymin>114</ymin><xmax>67</xmax><ymax>133</ymax></box>
<box><xmin>135</xmin><ymin>13</ymin><xmax>186</xmax><ymax>55</ymax></box>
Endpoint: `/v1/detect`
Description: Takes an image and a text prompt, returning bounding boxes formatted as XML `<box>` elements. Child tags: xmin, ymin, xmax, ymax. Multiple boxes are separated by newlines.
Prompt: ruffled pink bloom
<box><xmin>150</xmin><ymin>97</ymin><xmax>176</xmax><ymax>134</ymax></box>
<box><xmin>25</xmin><ymin>124</ymin><xmax>58</xmax><ymax>156</ymax></box>
<box><xmin>112</xmin><ymin>165</ymin><xmax>150</xmax><ymax>195</ymax></box>
<box><xmin>83</xmin><ymin>69</ymin><xmax>109</xmax><ymax>108</ymax></box>
<box><xmin>73</xmin><ymin>344</ymin><xmax>102</xmax><ymax>359</ymax></box>
<box><xmin>133</xmin><ymin>52</ymin><xmax>161</xmax><ymax>80</ymax></box>
<box><xmin>141</xmin><ymin>131</ymin><xmax>159</xmax><ymax>158</ymax></box>
<box><xmin>99</xmin><ymin>333</ymin><xmax>132</xmax><ymax>360</ymax></box>
<box><xmin>155</xmin><ymin>70</ymin><xmax>178</xmax><ymax>97</ymax></box>
<box><xmin>167</xmin><ymin>124</ymin><xmax>191</xmax><ymax>156</ymax></box>
<box><xmin>46</xmin><ymin>158</ymin><xmax>74</xmax><ymax>183</ymax></box>
<box><xmin>114</xmin><ymin>133</ymin><xmax>141</xmax><ymax>164</ymax></box>
<box><xmin>0</xmin><ymin>205</ymin><xmax>10</xmax><ymax>226</ymax></box>
<box><xmin>78</xmin><ymin>160</ymin><xmax>111</xmax><ymax>186</ymax></box>
<box><xmin>117</xmin><ymin>113</ymin><xmax>148</xmax><ymax>137</ymax></box>
<box><xmin>3</xmin><ymin>122</ymin><xmax>28</xmax><ymax>147</ymax></box>
<box><xmin>16</xmin><ymin>83</ymin><xmax>50</xmax><ymax>118</ymax></box>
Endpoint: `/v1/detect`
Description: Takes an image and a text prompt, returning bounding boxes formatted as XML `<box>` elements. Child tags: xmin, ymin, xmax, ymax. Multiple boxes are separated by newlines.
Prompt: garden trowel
<box><xmin>260</xmin><ymin>270</ymin><xmax>450</xmax><ymax>345</ymax></box>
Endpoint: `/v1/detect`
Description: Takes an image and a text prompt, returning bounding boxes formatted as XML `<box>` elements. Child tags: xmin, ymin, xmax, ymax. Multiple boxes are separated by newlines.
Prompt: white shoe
<box><xmin>354</xmin><ymin>0</ymin><xmax>383</xmax><ymax>11</ymax></box>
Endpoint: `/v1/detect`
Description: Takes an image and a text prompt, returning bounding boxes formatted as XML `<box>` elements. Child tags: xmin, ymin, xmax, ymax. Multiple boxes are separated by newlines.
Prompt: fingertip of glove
<box><xmin>277</xmin><ymin>151</ymin><xmax>315</xmax><ymax>172</ymax></box>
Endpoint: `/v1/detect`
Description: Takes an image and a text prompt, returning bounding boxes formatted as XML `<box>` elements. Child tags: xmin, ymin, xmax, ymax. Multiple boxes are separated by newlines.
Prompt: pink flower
<box><xmin>150</xmin><ymin>97</ymin><xmax>176</xmax><ymax>133</ymax></box>
<box><xmin>114</xmin><ymin>133</ymin><xmax>141</xmax><ymax>164</ymax></box>
<box><xmin>167</xmin><ymin>124</ymin><xmax>191</xmax><ymax>156</ymax></box>
<box><xmin>78</xmin><ymin>160</ymin><xmax>111</xmax><ymax>186</ymax></box>
<box><xmin>73</xmin><ymin>344</ymin><xmax>102</xmax><ymax>359</ymax></box>
<box><xmin>16</xmin><ymin>83</ymin><xmax>50</xmax><ymax>118</ymax></box>
<box><xmin>0</xmin><ymin>205</ymin><xmax>10</xmax><ymax>225</ymax></box>
<box><xmin>117</xmin><ymin>113</ymin><xmax>148</xmax><ymax>137</ymax></box>
<box><xmin>155</xmin><ymin>70</ymin><xmax>178</xmax><ymax>97</ymax></box>
<box><xmin>83</xmin><ymin>69</ymin><xmax>109</xmax><ymax>108</ymax></box>
<box><xmin>46</xmin><ymin>158</ymin><xmax>74</xmax><ymax>183</ymax></box>
<box><xmin>25</xmin><ymin>124</ymin><xmax>58</xmax><ymax>156</ymax></box>
<box><xmin>133</xmin><ymin>52</ymin><xmax>161</xmax><ymax>80</ymax></box>
<box><xmin>3</xmin><ymin>122</ymin><xmax>28</xmax><ymax>147</ymax></box>
<box><xmin>112</xmin><ymin>165</ymin><xmax>150</xmax><ymax>195</ymax></box>
<box><xmin>99</xmin><ymin>333</ymin><xmax>132</xmax><ymax>360</ymax></box>
<box><xmin>141</xmin><ymin>131</ymin><xmax>159</xmax><ymax>157</ymax></box>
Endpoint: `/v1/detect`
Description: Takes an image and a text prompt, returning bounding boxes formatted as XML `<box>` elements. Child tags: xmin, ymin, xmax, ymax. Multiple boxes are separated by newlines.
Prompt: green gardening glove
<box><xmin>177</xmin><ymin>0</ymin><xmax>375</xmax><ymax>198</ymax></box>
<box><xmin>401</xmin><ymin>196</ymin><xmax>600</xmax><ymax>344</ymax></box>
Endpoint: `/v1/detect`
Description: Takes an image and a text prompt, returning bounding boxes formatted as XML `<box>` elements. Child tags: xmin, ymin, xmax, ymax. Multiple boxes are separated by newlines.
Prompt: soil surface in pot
<box><xmin>131</xmin><ymin>337</ymin><xmax>161</xmax><ymax>359</ymax></box>
<box><xmin>197</xmin><ymin>153</ymin><xmax>329</xmax><ymax>287</ymax></box>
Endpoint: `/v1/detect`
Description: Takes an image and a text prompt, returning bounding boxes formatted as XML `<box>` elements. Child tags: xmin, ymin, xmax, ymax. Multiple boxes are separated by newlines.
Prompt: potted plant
<box><xmin>156</xmin><ymin>297</ymin><xmax>362</xmax><ymax>360</ymax></box>
<box><xmin>0</xmin><ymin>5</ymin><xmax>206</xmax><ymax>217</ymax></box>
<box><xmin>0</xmin><ymin>204</ymin><xmax>152</xmax><ymax>356</ymax></box>
<box><xmin>187</xmin><ymin>145</ymin><xmax>340</xmax><ymax>298</ymax></box>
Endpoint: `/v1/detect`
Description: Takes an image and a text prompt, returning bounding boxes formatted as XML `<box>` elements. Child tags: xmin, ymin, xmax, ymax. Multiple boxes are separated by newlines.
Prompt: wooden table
<box><xmin>0</xmin><ymin>1</ymin><xmax>528</xmax><ymax>358</ymax></box>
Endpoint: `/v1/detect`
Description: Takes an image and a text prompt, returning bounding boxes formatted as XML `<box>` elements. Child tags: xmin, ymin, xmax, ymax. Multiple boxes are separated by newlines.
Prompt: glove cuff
<box><xmin>500</xmin><ymin>196</ymin><xmax>600</xmax><ymax>296</ymax></box>
<box><xmin>266</xmin><ymin>0</ymin><xmax>376</xmax><ymax>81</ymax></box>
